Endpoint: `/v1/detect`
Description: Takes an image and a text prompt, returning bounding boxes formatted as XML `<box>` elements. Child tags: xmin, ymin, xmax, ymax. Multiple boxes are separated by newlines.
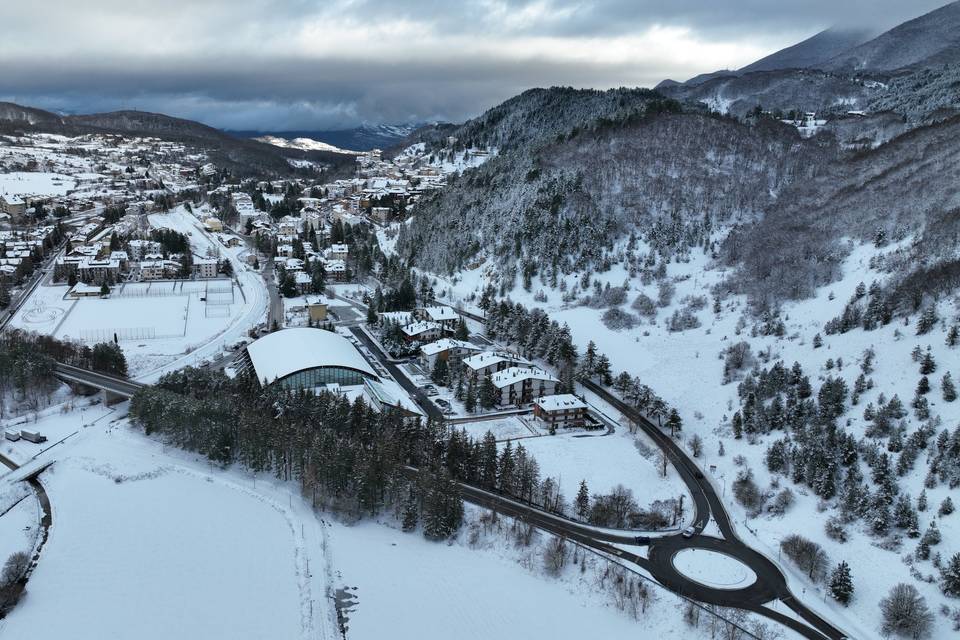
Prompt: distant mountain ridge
<box><xmin>822</xmin><ymin>1</ymin><xmax>960</xmax><ymax>71</ymax></box>
<box><xmin>0</xmin><ymin>102</ymin><xmax>356</xmax><ymax>176</ymax></box>
<box><xmin>252</xmin><ymin>135</ymin><xmax>360</xmax><ymax>155</ymax></box>
<box><xmin>231</xmin><ymin>123</ymin><xmax>420</xmax><ymax>152</ymax></box>
<box><xmin>658</xmin><ymin>2</ymin><xmax>960</xmax><ymax>122</ymax></box>
<box><xmin>739</xmin><ymin>27</ymin><xmax>879</xmax><ymax>74</ymax></box>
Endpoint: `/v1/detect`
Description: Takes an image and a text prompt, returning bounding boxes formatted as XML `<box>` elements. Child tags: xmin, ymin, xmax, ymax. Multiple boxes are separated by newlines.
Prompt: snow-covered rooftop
<box><xmin>364</xmin><ymin>378</ymin><xmax>425</xmax><ymax>417</ymax></box>
<box><xmin>401</xmin><ymin>321</ymin><xmax>442</xmax><ymax>337</ymax></box>
<box><xmin>491</xmin><ymin>366</ymin><xmax>558</xmax><ymax>388</ymax></box>
<box><xmin>463</xmin><ymin>351</ymin><xmax>530</xmax><ymax>371</ymax></box>
<box><xmin>419</xmin><ymin>338</ymin><xmax>481</xmax><ymax>356</ymax></box>
<box><xmin>422</xmin><ymin>306</ymin><xmax>459</xmax><ymax>322</ymax></box>
<box><xmin>534</xmin><ymin>394</ymin><xmax>587</xmax><ymax>412</ymax></box>
<box><xmin>246</xmin><ymin>327</ymin><xmax>378</xmax><ymax>385</ymax></box>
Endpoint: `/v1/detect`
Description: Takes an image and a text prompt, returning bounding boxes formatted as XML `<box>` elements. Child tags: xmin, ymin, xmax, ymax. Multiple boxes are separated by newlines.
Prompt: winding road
<box><xmin>422</xmin><ymin>303</ymin><xmax>850</xmax><ymax>639</ymax></box>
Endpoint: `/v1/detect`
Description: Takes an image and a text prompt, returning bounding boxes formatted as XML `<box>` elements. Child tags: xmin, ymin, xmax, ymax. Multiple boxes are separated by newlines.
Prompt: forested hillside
<box><xmin>398</xmin><ymin>98</ymin><xmax>832</xmax><ymax>284</ymax></box>
<box><xmin>725</xmin><ymin>114</ymin><xmax>960</xmax><ymax>308</ymax></box>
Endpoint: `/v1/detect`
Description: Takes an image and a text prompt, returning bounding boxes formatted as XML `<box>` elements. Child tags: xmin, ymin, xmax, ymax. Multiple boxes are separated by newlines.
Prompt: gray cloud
<box><xmin>0</xmin><ymin>0</ymin><xmax>950</xmax><ymax>130</ymax></box>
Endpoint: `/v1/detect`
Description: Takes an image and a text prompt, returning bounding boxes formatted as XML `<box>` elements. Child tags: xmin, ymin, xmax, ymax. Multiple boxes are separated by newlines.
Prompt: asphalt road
<box><xmin>348</xmin><ymin>326</ymin><xmax>443</xmax><ymax>420</ymax></box>
<box><xmin>581</xmin><ymin>379</ymin><xmax>847</xmax><ymax>640</ymax></box>
<box><xmin>425</xmin><ymin>300</ymin><xmax>847</xmax><ymax>639</ymax></box>
<box><xmin>53</xmin><ymin>363</ymin><xmax>144</xmax><ymax>398</ymax></box>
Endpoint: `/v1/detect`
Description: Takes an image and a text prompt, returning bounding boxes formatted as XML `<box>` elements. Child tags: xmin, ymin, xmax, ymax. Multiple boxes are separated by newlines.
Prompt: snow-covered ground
<box><xmin>673</xmin><ymin>549</ymin><xmax>757</xmax><ymax>590</ymax></box>
<box><xmin>0</xmin><ymin>171</ymin><xmax>75</xmax><ymax>197</ymax></box>
<box><xmin>0</xmin><ymin>404</ymin><xmax>337</xmax><ymax>640</ymax></box>
<box><xmin>7</xmin><ymin>206</ymin><xmax>269</xmax><ymax>379</ymax></box>
<box><xmin>0</xmin><ymin>482</ymin><xmax>39</xmax><ymax>564</ymax></box>
<box><xmin>512</xmin><ymin>427</ymin><xmax>691</xmax><ymax>518</ymax></box>
<box><xmin>0</xmin><ymin>398</ymin><xmax>784</xmax><ymax>640</ymax></box>
<box><xmin>421</xmin><ymin>234</ymin><xmax>960</xmax><ymax>638</ymax></box>
<box><xmin>455</xmin><ymin>415</ymin><xmax>540</xmax><ymax>440</ymax></box>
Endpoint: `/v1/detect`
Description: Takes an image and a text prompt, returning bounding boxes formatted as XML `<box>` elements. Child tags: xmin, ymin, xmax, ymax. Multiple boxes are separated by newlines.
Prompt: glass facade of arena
<box><xmin>276</xmin><ymin>366</ymin><xmax>368</xmax><ymax>390</ymax></box>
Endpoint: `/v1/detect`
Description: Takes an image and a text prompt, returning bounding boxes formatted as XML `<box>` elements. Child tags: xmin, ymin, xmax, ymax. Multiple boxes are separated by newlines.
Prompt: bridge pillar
<box><xmin>101</xmin><ymin>389</ymin><xmax>126</xmax><ymax>406</ymax></box>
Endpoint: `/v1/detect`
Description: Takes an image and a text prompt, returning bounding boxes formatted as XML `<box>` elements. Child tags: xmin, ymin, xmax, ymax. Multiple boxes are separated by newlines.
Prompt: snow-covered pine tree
<box><xmin>575</xmin><ymin>480</ymin><xmax>590</xmax><ymax>520</ymax></box>
<box><xmin>829</xmin><ymin>561</ymin><xmax>854</xmax><ymax>605</ymax></box>
<box><xmin>941</xmin><ymin>553</ymin><xmax>960</xmax><ymax>596</ymax></box>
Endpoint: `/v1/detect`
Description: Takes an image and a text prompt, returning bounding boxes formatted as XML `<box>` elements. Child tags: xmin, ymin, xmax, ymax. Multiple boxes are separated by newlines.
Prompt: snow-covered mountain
<box><xmin>658</xmin><ymin>3</ymin><xmax>960</xmax><ymax>122</ymax></box>
<box><xmin>235</xmin><ymin>123</ymin><xmax>421</xmax><ymax>152</ymax></box>
<box><xmin>823</xmin><ymin>1</ymin><xmax>960</xmax><ymax>72</ymax></box>
<box><xmin>252</xmin><ymin>135</ymin><xmax>359</xmax><ymax>155</ymax></box>
<box><xmin>739</xmin><ymin>27</ymin><xmax>879</xmax><ymax>74</ymax></box>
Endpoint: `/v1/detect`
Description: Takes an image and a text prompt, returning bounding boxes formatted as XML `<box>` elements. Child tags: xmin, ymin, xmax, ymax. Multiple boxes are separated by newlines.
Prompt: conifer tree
<box><xmin>920</xmin><ymin>352</ymin><xmax>936</xmax><ymax>375</ymax></box>
<box><xmin>465</xmin><ymin>381</ymin><xmax>477</xmax><ymax>413</ymax></box>
<box><xmin>947</xmin><ymin>326</ymin><xmax>959</xmax><ymax>347</ymax></box>
<box><xmin>829</xmin><ymin>561</ymin><xmax>854</xmax><ymax>605</ymax></box>
<box><xmin>940</xmin><ymin>553</ymin><xmax>960</xmax><ymax>596</ymax></box>
<box><xmin>942</xmin><ymin>372</ymin><xmax>957</xmax><ymax>402</ymax></box>
<box><xmin>401</xmin><ymin>487</ymin><xmax>419</xmax><ymax>532</ymax></box>
<box><xmin>575</xmin><ymin>480</ymin><xmax>590</xmax><ymax>520</ymax></box>
<box><xmin>479</xmin><ymin>376</ymin><xmax>497</xmax><ymax>410</ymax></box>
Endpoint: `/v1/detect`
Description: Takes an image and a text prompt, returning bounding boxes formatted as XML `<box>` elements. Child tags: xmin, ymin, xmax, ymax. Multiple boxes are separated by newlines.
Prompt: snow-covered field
<box><xmin>0</xmin><ymin>171</ymin><xmax>75</xmax><ymax>197</ymax></box>
<box><xmin>7</xmin><ymin>206</ymin><xmax>268</xmax><ymax>379</ymax></box>
<box><xmin>0</xmin><ymin>482</ymin><xmax>38</xmax><ymax>564</ymax></box>
<box><xmin>8</xmin><ymin>281</ymin><xmax>247</xmax><ymax>376</ymax></box>
<box><xmin>514</xmin><ymin>427</ymin><xmax>691</xmax><ymax>517</ymax></box>
<box><xmin>455</xmin><ymin>415</ymin><xmax>539</xmax><ymax>440</ymax></box>
<box><xmin>332</xmin><ymin>517</ymin><xmax>642</xmax><ymax>640</ymax></box>
<box><xmin>0</xmin><ymin>405</ymin><xmax>336</xmax><ymax>640</ymax></box>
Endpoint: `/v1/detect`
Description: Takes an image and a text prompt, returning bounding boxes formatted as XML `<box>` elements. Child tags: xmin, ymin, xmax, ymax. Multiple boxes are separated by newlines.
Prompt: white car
<box><xmin>682</xmin><ymin>526</ymin><xmax>696</xmax><ymax>539</ymax></box>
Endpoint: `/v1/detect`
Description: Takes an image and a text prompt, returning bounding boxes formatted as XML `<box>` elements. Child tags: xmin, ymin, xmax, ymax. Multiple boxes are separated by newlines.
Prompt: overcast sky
<box><xmin>0</xmin><ymin>1</ymin><xmax>948</xmax><ymax>131</ymax></box>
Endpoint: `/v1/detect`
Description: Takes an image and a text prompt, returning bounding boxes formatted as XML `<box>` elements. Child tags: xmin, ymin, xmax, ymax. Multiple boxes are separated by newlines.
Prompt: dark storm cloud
<box><xmin>0</xmin><ymin>0</ymin><xmax>951</xmax><ymax>130</ymax></box>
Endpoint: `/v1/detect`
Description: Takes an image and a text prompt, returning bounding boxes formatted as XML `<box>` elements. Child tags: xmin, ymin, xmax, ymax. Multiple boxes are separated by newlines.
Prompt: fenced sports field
<box><xmin>15</xmin><ymin>279</ymin><xmax>238</xmax><ymax>345</ymax></box>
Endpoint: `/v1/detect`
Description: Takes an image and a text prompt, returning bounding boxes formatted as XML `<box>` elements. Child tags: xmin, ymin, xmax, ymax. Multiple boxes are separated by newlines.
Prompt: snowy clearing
<box><xmin>0</xmin><ymin>406</ymin><xmax>337</xmax><ymax>640</ymax></box>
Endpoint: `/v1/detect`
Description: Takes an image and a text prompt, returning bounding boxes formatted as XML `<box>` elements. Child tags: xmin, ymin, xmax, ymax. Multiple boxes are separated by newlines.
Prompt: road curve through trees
<box><xmin>580</xmin><ymin>379</ymin><xmax>848</xmax><ymax>640</ymax></box>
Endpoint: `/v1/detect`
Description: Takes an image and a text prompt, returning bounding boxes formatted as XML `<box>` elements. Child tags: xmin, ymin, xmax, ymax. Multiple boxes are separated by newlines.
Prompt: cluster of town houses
<box><xmin>0</xmin><ymin>226</ymin><xmax>58</xmax><ymax>281</ymax></box>
<box><xmin>407</xmin><ymin>306</ymin><xmax>589</xmax><ymax>427</ymax></box>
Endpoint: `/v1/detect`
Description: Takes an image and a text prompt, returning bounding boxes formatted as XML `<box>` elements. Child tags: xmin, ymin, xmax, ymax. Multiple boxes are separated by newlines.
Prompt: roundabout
<box><xmin>672</xmin><ymin>548</ymin><xmax>757</xmax><ymax>590</ymax></box>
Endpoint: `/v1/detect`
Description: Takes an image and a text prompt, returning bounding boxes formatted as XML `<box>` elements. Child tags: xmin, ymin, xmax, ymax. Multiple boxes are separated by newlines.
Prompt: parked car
<box><xmin>435</xmin><ymin>399</ymin><xmax>451</xmax><ymax>408</ymax></box>
<box><xmin>682</xmin><ymin>526</ymin><xmax>696</xmax><ymax>539</ymax></box>
<box><xmin>633</xmin><ymin>536</ymin><xmax>650</xmax><ymax>545</ymax></box>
